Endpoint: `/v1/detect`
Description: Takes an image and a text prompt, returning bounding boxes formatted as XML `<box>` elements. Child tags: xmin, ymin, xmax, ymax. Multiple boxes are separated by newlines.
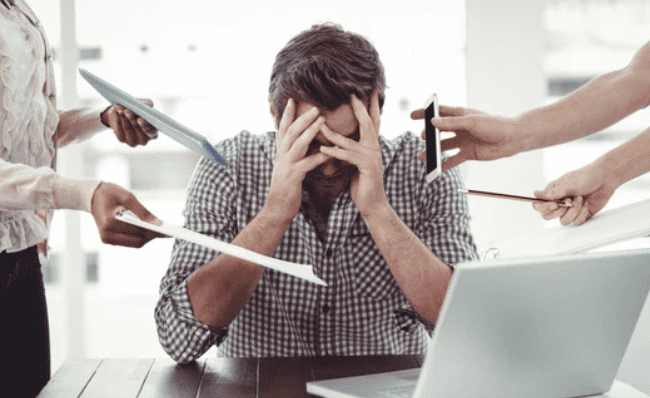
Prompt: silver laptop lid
<box><xmin>416</xmin><ymin>249</ymin><xmax>650</xmax><ymax>398</ymax></box>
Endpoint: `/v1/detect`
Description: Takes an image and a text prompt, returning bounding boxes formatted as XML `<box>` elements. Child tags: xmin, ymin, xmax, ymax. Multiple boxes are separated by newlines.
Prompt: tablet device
<box><xmin>79</xmin><ymin>68</ymin><xmax>227</xmax><ymax>166</ymax></box>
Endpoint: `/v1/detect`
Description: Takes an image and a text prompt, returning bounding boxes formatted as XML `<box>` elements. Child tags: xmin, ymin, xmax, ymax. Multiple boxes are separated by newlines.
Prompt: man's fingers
<box><xmin>291</xmin><ymin>115</ymin><xmax>325</xmax><ymax>157</ymax></box>
<box><xmin>369</xmin><ymin>90</ymin><xmax>381</xmax><ymax>131</ymax></box>
<box><xmin>320</xmin><ymin>124</ymin><xmax>355</xmax><ymax>149</ymax></box>
<box><xmin>277</xmin><ymin>98</ymin><xmax>296</xmax><ymax>147</ymax></box>
<box><xmin>298</xmin><ymin>152</ymin><xmax>331</xmax><ymax>173</ymax></box>
<box><xmin>282</xmin><ymin>106</ymin><xmax>320</xmax><ymax>152</ymax></box>
<box><xmin>350</xmin><ymin>94</ymin><xmax>375</xmax><ymax>144</ymax></box>
<box><xmin>319</xmin><ymin>145</ymin><xmax>356</xmax><ymax>164</ymax></box>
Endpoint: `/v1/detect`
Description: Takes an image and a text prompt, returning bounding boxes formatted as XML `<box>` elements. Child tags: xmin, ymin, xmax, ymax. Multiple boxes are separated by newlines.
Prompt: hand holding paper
<box><xmin>116</xmin><ymin>210</ymin><xmax>327</xmax><ymax>286</ymax></box>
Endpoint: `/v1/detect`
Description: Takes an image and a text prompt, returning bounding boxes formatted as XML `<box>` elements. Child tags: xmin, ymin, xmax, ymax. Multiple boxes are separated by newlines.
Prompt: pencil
<box><xmin>458</xmin><ymin>189</ymin><xmax>573</xmax><ymax>208</ymax></box>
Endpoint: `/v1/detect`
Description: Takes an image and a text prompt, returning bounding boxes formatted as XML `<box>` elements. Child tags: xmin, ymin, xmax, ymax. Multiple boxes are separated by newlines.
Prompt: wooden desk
<box><xmin>37</xmin><ymin>356</ymin><xmax>649</xmax><ymax>398</ymax></box>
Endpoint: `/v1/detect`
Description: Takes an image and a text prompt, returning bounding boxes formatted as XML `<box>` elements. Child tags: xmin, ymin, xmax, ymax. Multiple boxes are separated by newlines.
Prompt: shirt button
<box><xmin>322</xmin><ymin>305</ymin><xmax>330</xmax><ymax>314</ymax></box>
<box><xmin>325</xmin><ymin>249</ymin><xmax>333</xmax><ymax>258</ymax></box>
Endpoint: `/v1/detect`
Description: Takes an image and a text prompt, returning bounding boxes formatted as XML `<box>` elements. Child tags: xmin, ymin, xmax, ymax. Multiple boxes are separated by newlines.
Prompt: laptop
<box><xmin>306</xmin><ymin>249</ymin><xmax>650</xmax><ymax>398</ymax></box>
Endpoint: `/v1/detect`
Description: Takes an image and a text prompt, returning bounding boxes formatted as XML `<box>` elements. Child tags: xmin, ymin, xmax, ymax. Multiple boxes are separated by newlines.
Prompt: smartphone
<box><xmin>424</xmin><ymin>94</ymin><xmax>442</xmax><ymax>183</ymax></box>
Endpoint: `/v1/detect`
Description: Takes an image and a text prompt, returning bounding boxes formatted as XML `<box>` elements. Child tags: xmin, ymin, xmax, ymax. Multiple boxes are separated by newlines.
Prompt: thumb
<box><xmin>137</xmin><ymin>98</ymin><xmax>154</xmax><ymax>107</ymax></box>
<box><xmin>534</xmin><ymin>183</ymin><xmax>568</xmax><ymax>201</ymax></box>
<box><xmin>123</xmin><ymin>195</ymin><xmax>162</xmax><ymax>227</ymax></box>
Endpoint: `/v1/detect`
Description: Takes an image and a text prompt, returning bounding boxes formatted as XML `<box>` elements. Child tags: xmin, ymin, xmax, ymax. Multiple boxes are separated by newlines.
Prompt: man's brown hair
<box><xmin>269</xmin><ymin>23</ymin><xmax>386</xmax><ymax>123</ymax></box>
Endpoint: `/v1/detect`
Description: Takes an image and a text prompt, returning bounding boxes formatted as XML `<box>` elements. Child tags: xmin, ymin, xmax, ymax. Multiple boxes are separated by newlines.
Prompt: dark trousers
<box><xmin>0</xmin><ymin>246</ymin><xmax>51</xmax><ymax>398</ymax></box>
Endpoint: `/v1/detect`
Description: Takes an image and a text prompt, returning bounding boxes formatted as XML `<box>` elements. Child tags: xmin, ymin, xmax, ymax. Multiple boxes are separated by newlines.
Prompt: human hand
<box><xmin>532</xmin><ymin>163</ymin><xmax>617</xmax><ymax>225</ymax></box>
<box><xmin>410</xmin><ymin>105</ymin><xmax>524</xmax><ymax>171</ymax></box>
<box><xmin>101</xmin><ymin>99</ymin><xmax>158</xmax><ymax>147</ymax></box>
<box><xmin>265</xmin><ymin>98</ymin><xmax>331</xmax><ymax>224</ymax></box>
<box><xmin>319</xmin><ymin>91</ymin><xmax>387</xmax><ymax>218</ymax></box>
<box><xmin>90</xmin><ymin>182</ymin><xmax>167</xmax><ymax>247</ymax></box>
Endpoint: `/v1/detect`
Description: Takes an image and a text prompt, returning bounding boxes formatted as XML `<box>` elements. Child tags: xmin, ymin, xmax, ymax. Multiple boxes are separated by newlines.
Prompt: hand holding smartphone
<box><xmin>425</xmin><ymin>94</ymin><xmax>442</xmax><ymax>183</ymax></box>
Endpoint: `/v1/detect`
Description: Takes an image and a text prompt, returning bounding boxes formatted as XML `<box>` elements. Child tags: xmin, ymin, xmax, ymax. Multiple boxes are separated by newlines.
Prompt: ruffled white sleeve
<box><xmin>0</xmin><ymin>157</ymin><xmax>100</xmax><ymax>212</ymax></box>
<box><xmin>54</xmin><ymin>107</ymin><xmax>106</xmax><ymax>148</ymax></box>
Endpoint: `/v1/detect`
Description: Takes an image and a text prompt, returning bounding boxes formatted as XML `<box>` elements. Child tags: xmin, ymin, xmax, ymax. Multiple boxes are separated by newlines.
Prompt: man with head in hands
<box><xmin>155</xmin><ymin>23</ymin><xmax>478</xmax><ymax>362</ymax></box>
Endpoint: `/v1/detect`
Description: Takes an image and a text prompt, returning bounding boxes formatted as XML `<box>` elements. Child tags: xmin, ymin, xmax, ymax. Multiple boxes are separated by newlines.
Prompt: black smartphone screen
<box><xmin>425</xmin><ymin>94</ymin><xmax>441</xmax><ymax>183</ymax></box>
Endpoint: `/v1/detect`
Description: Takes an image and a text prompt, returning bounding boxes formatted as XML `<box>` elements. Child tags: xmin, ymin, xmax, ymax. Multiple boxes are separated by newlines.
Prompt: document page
<box><xmin>116</xmin><ymin>210</ymin><xmax>327</xmax><ymax>286</ymax></box>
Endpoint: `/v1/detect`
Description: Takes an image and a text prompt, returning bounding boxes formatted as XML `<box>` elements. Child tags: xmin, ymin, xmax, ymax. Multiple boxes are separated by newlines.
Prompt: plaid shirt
<box><xmin>155</xmin><ymin>130</ymin><xmax>478</xmax><ymax>363</ymax></box>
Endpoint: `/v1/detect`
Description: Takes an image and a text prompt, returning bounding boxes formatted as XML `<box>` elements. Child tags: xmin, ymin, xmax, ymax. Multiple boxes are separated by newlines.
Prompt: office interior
<box><xmin>29</xmin><ymin>0</ymin><xmax>650</xmax><ymax>394</ymax></box>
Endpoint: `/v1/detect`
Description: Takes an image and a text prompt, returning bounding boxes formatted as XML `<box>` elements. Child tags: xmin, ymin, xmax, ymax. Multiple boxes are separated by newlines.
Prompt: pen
<box><xmin>458</xmin><ymin>188</ymin><xmax>573</xmax><ymax>207</ymax></box>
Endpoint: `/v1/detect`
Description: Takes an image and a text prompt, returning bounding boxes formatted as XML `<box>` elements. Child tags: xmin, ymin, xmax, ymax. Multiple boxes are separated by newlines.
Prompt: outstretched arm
<box><xmin>411</xmin><ymin>40</ymin><xmax>650</xmax><ymax>170</ymax></box>
<box><xmin>533</xmin><ymin>125</ymin><xmax>650</xmax><ymax>225</ymax></box>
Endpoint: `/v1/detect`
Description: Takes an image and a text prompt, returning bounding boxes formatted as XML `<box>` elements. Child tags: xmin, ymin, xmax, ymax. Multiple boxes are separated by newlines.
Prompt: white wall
<box><xmin>464</xmin><ymin>0</ymin><xmax>547</xmax><ymax>254</ymax></box>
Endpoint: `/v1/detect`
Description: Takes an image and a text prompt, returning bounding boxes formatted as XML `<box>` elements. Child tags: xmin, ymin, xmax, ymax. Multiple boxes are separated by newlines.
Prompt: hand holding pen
<box><xmin>458</xmin><ymin>189</ymin><xmax>573</xmax><ymax>207</ymax></box>
<box><xmin>460</xmin><ymin>159</ymin><xmax>616</xmax><ymax>226</ymax></box>
<box><xmin>532</xmin><ymin>163</ymin><xmax>617</xmax><ymax>225</ymax></box>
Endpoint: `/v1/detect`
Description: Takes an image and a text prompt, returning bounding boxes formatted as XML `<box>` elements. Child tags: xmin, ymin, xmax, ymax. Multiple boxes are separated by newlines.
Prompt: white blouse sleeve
<box><xmin>54</xmin><ymin>107</ymin><xmax>107</xmax><ymax>148</ymax></box>
<box><xmin>0</xmin><ymin>156</ymin><xmax>100</xmax><ymax>212</ymax></box>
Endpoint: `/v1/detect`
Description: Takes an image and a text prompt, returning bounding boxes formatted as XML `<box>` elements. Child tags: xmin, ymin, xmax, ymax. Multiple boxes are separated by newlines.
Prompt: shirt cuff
<box><xmin>396</xmin><ymin>303</ymin><xmax>436</xmax><ymax>335</ymax></box>
<box><xmin>52</xmin><ymin>175</ymin><xmax>102</xmax><ymax>212</ymax></box>
<box><xmin>172</xmin><ymin>278</ymin><xmax>229</xmax><ymax>339</ymax></box>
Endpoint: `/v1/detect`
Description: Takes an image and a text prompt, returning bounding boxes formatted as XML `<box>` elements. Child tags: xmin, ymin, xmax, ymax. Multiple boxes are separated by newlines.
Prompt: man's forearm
<box><xmin>187</xmin><ymin>208</ymin><xmax>290</xmax><ymax>328</ymax></box>
<box><xmin>362</xmin><ymin>204</ymin><xmax>453</xmax><ymax>325</ymax></box>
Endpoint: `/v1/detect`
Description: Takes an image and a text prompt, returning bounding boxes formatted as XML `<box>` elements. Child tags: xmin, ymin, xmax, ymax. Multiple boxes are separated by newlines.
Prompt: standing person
<box><xmin>411</xmin><ymin>40</ymin><xmax>650</xmax><ymax>225</ymax></box>
<box><xmin>155</xmin><ymin>23</ymin><xmax>478</xmax><ymax>364</ymax></box>
<box><xmin>0</xmin><ymin>1</ymin><xmax>166</xmax><ymax>397</ymax></box>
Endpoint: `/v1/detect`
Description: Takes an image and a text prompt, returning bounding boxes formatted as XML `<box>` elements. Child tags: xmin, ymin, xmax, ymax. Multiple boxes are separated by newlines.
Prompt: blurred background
<box><xmin>28</xmin><ymin>0</ymin><xmax>650</xmax><ymax>393</ymax></box>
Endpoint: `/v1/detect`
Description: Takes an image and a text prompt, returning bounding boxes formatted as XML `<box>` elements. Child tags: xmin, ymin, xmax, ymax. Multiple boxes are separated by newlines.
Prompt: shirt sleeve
<box><xmin>407</xmin><ymin>155</ymin><xmax>479</xmax><ymax>333</ymax></box>
<box><xmin>54</xmin><ymin>108</ymin><xmax>106</xmax><ymax>148</ymax></box>
<box><xmin>154</xmin><ymin>155</ymin><xmax>238</xmax><ymax>364</ymax></box>
<box><xmin>0</xmin><ymin>157</ymin><xmax>100</xmax><ymax>212</ymax></box>
<box><xmin>417</xmin><ymin>163</ymin><xmax>480</xmax><ymax>268</ymax></box>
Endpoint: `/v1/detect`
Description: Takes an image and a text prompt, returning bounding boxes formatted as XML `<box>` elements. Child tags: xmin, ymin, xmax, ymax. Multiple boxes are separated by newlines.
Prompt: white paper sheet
<box><xmin>116</xmin><ymin>210</ymin><xmax>327</xmax><ymax>286</ymax></box>
<box><xmin>491</xmin><ymin>198</ymin><xmax>650</xmax><ymax>259</ymax></box>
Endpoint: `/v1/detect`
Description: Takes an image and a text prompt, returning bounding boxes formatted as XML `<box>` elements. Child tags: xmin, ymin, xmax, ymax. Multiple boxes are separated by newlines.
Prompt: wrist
<box><xmin>593</xmin><ymin>152</ymin><xmax>624</xmax><ymax>190</ymax></box>
<box><xmin>512</xmin><ymin>117</ymin><xmax>535</xmax><ymax>153</ymax></box>
<box><xmin>359</xmin><ymin>200</ymin><xmax>393</xmax><ymax>223</ymax></box>
<box><xmin>259</xmin><ymin>203</ymin><xmax>295</xmax><ymax>229</ymax></box>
